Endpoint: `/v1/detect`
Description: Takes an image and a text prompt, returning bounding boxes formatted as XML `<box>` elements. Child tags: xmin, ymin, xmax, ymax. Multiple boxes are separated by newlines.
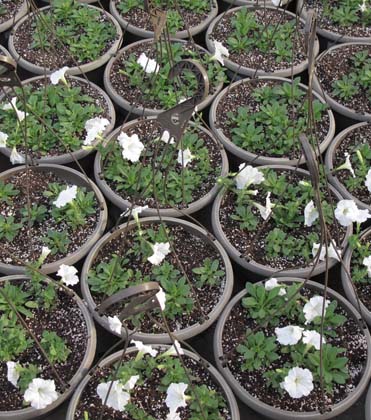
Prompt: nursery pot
<box><xmin>0</xmin><ymin>275</ymin><xmax>96</xmax><ymax>420</ymax></box>
<box><xmin>209</xmin><ymin>77</ymin><xmax>335</xmax><ymax>166</ymax></box>
<box><xmin>211</xmin><ymin>164</ymin><xmax>352</xmax><ymax>278</ymax></box>
<box><xmin>66</xmin><ymin>345</ymin><xmax>240</xmax><ymax>420</ymax></box>
<box><xmin>0</xmin><ymin>1</ymin><xmax>28</xmax><ymax>34</ymax></box>
<box><xmin>205</xmin><ymin>6</ymin><xmax>319</xmax><ymax>78</ymax></box>
<box><xmin>325</xmin><ymin>121</ymin><xmax>371</xmax><ymax>211</ymax></box>
<box><xmin>103</xmin><ymin>38</ymin><xmax>225</xmax><ymax>117</ymax></box>
<box><xmin>0</xmin><ymin>75</ymin><xmax>116</xmax><ymax>165</ymax></box>
<box><xmin>0</xmin><ymin>164</ymin><xmax>108</xmax><ymax>275</ymax></box>
<box><xmin>8</xmin><ymin>5</ymin><xmax>123</xmax><ymax>75</ymax></box>
<box><xmin>109</xmin><ymin>0</ymin><xmax>219</xmax><ymax>39</ymax></box>
<box><xmin>94</xmin><ymin>117</ymin><xmax>229</xmax><ymax>217</ymax></box>
<box><xmin>214</xmin><ymin>277</ymin><xmax>371</xmax><ymax>420</ymax></box>
<box><xmin>313</xmin><ymin>43</ymin><xmax>371</xmax><ymax>122</ymax></box>
<box><xmin>81</xmin><ymin>216</ymin><xmax>234</xmax><ymax>344</ymax></box>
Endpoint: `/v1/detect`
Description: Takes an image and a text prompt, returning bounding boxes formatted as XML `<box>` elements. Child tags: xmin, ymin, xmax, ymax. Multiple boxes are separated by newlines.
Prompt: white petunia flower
<box><xmin>275</xmin><ymin>325</ymin><xmax>304</xmax><ymax>345</ymax></box>
<box><xmin>365</xmin><ymin>168</ymin><xmax>371</xmax><ymax>193</ymax></box>
<box><xmin>156</xmin><ymin>286</ymin><xmax>166</xmax><ymax>310</ymax></box>
<box><xmin>137</xmin><ymin>53</ymin><xmax>160</xmax><ymax>74</ymax></box>
<box><xmin>38</xmin><ymin>246</ymin><xmax>51</xmax><ymax>265</ymax></box>
<box><xmin>303</xmin><ymin>296</ymin><xmax>330</xmax><ymax>324</ymax></box>
<box><xmin>24</xmin><ymin>378</ymin><xmax>59</xmax><ymax>410</ymax></box>
<box><xmin>53</xmin><ymin>185</ymin><xmax>77</xmax><ymax>208</ymax></box>
<box><xmin>132</xmin><ymin>340</ymin><xmax>158</xmax><ymax>358</ymax></box>
<box><xmin>7</xmin><ymin>361</ymin><xmax>20</xmax><ymax>387</ymax></box>
<box><xmin>302</xmin><ymin>330</ymin><xmax>325</xmax><ymax>350</ymax></box>
<box><xmin>160</xmin><ymin>130</ymin><xmax>175</xmax><ymax>145</ymax></box>
<box><xmin>117</xmin><ymin>132</ymin><xmax>145</xmax><ymax>163</ymax></box>
<box><xmin>264</xmin><ymin>278</ymin><xmax>286</xmax><ymax>296</ymax></box>
<box><xmin>312</xmin><ymin>241</ymin><xmax>341</xmax><ymax>262</ymax></box>
<box><xmin>122</xmin><ymin>375</ymin><xmax>139</xmax><ymax>391</ymax></box>
<box><xmin>280</xmin><ymin>367</ymin><xmax>314</xmax><ymax>399</ymax></box>
<box><xmin>254</xmin><ymin>191</ymin><xmax>273</xmax><ymax>220</ymax></box>
<box><xmin>161</xmin><ymin>340</ymin><xmax>184</xmax><ymax>358</ymax></box>
<box><xmin>49</xmin><ymin>66</ymin><xmax>69</xmax><ymax>85</ymax></box>
<box><xmin>211</xmin><ymin>40</ymin><xmax>230</xmax><ymax>66</ymax></box>
<box><xmin>121</xmin><ymin>205</ymin><xmax>148</xmax><ymax>220</ymax></box>
<box><xmin>335</xmin><ymin>199</ymin><xmax>371</xmax><ymax>226</ymax></box>
<box><xmin>10</xmin><ymin>147</ymin><xmax>25</xmax><ymax>165</ymax></box>
<box><xmin>165</xmin><ymin>383</ymin><xmax>189</xmax><ymax>412</ymax></box>
<box><xmin>2</xmin><ymin>97</ymin><xmax>28</xmax><ymax>122</ymax></box>
<box><xmin>148</xmin><ymin>242</ymin><xmax>171</xmax><ymax>266</ymax></box>
<box><xmin>362</xmin><ymin>255</ymin><xmax>371</xmax><ymax>277</ymax></box>
<box><xmin>359</xmin><ymin>0</ymin><xmax>367</xmax><ymax>12</ymax></box>
<box><xmin>0</xmin><ymin>131</ymin><xmax>8</xmax><ymax>147</ymax></box>
<box><xmin>177</xmin><ymin>148</ymin><xmax>194</xmax><ymax>167</ymax></box>
<box><xmin>235</xmin><ymin>164</ymin><xmax>265</xmax><ymax>190</ymax></box>
<box><xmin>97</xmin><ymin>380</ymin><xmax>130</xmax><ymax>411</ymax></box>
<box><xmin>304</xmin><ymin>200</ymin><xmax>319</xmax><ymax>227</ymax></box>
<box><xmin>56</xmin><ymin>264</ymin><xmax>79</xmax><ymax>286</ymax></box>
<box><xmin>167</xmin><ymin>410</ymin><xmax>182</xmax><ymax>420</ymax></box>
<box><xmin>84</xmin><ymin>117</ymin><xmax>110</xmax><ymax>146</ymax></box>
<box><xmin>108</xmin><ymin>316</ymin><xmax>122</xmax><ymax>335</ymax></box>
<box><xmin>336</xmin><ymin>152</ymin><xmax>356</xmax><ymax>178</ymax></box>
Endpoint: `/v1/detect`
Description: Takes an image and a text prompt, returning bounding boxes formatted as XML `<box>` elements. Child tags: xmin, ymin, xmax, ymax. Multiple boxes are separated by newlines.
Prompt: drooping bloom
<box><xmin>177</xmin><ymin>148</ymin><xmax>194</xmax><ymax>168</ymax></box>
<box><xmin>10</xmin><ymin>147</ymin><xmax>25</xmax><ymax>165</ymax></box>
<box><xmin>264</xmin><ymin>278</ymin><xmax>286</xmax><ymax>296</ymax></box>
<box><xmin>365</xmin><ymin>168</ymin><xmax>371</xmax><ymax>193</ymax></box>
<box><xmin>254</xmin><ymin>191</ymin><xmax>273</xmax><ymax>220</ymax></box>
<box><xmin>24</xmin><ymin>378</ymin><xmax>59</xmax><ymax>410</ymax></box>
<box><xmin>108</xmin><ymin>316</ymin><xmax>122</xmax><ymax>335</ymax></box>
<box><xmin>335</xmin><ymin>199</ymin><xmax>371</xmax><ymax>226</ymax></box>
<box><xmin>275</xmin><ymin>325</ymin><xmax>303</xmax><ymax>345</ymax></box>
<box><xmin>49</xmin><ymin>66</ymin><xmax>69</xmax><ymax>85</ymax></box>
<box><xmin>165</xmin><ymin>383</ymin><xmax>189</xmax><ymax>412</ymax></box>
<box><xmin>97</xmin><ymin>380</ymin><xmax>130</xmax><ymax>411</ymax></box>
<box><xmin>132</xmin><ymin>340</ymin><xmax>158</xmax><ymax>358</ymax></box>
<box><xmin>304</xmin><ymin>200</ymin><xmax>319</xmax><ymax>227</ymax></box>
<box><xmin>148</xmin><ymin>242</ymin><xmax>171</xmax><ymax>265</ymax></box>
<box><xmin>117</xmin><ymin>132</ymin><xmax>145</xmax><ymax>163</ymax></box>
<box><xmin>211</xmin><ymin>40</ymin><xmax>230</xmax><ymax>65</ymax></box>
<box><xmin>363</xmin><ymin>255</ymin><xmax>371</xmax><ymax>277</ymax></box>
<box><xmin>6</xmin><ymin>361</ymin><xmax>20</xmax><ymax>387</ymax></box>
<box><xmin>311</xmin><ymin>241</ymin><xmax>341</xmax><ymax>262</ymax></box>
<box><xmin>303</xmin><ymin>296</ymin><xmax>330</xmax><ymax>324</ymax></box>
<box><xmin>156</xmin><ymin>286</ymin><xmax>166</xmax><ymax>310</ymax></box>
<box><xmin>0</xmin><ymin>131</ymin><xmax>8</xmax><ymax>147</ymax></box>
<box><xmin>57</xmin><ymin>264</ymin><xmax>79</xmax><ymax>286</ymax></box>
<box><xmin>121</xmin><ymin>205</ymin><xmax>148</xmax><ymax>220</ymax></box>
<box><xmin>84</xmin><ymin>117</ymin><xmax>110</xmax><ymax>146</ymax></box>
<box><xmin>160</xmin><ymin>130</ymin><xmax>175</xmax><ymax>145</ymax></box>
<box><xmin>161</xmin><ymin>340</ymin><xmax>184</xmax><ymax>358</ymax></box>
<box><xmin>53</xmin><ymin>185</ymin><xmax>77</xmax><ymax>208</ymax></box>
<box><xmin>2</xmin><ymin>97</ymin><xmax>28</xmax><ymax>122</ymax></box>
<box><xmin>302</xmin><ymin>330</ymin><xmax>325</xmax><ymax>350</ymax></box>
<box><xmin>336</xmin><ymin>152</ymin><xmax>356</xmax><ymax>178</ymax></box>
<box><xmin>235</xmin><ymin>164</ymin><xmax>265</xmax><ymax>190</ymax></box>
<box><xmin>280</xmin><ymin>367</ymin><xmax>314</xmax><ymax>398</ymax></box>
<box><xmin>137</xmin><ymin>53</ymin><xmax>160</xmax><ymax>74</ymax></box>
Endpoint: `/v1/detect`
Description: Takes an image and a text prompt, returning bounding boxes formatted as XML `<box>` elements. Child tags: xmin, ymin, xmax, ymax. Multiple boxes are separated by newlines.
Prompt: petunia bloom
<box><xmin>280</xmin><ymin>367</ymin><xmax>314</xmax><ymax>398</ymax></box>
<box><xmin>335</xmin><ymin>199</ymin><xmax>371</xmax><ymax>226</ymax></box>
<box><xmin>84</xmin><ymin>117</ymin><xmax>110</xmax><ymax>146</ymax></box>
<box><xmin>302</xmin><ymin>330</ymin><xmax>325</xmax><ymax>350</ymax></box>
<box><xmin>304</xmin><ymin>200</ymin><xmax>319</xmax><ymax>227</ymax></box>
<box><xmin>108</xmin><ymin>316</ymin><xmax>122</xmax><ymax>335</ymax></box>
<box><xmin>275</xmin><ymin>325</ymin><xmax>303</xmax><ymax>345</ymax></box>
<box><xmin>24</xmin><ymin>378</ymin><xmax>59</xmax><ymax>410</ymax></box>
<box><xmin>137</xmin><ymin>53</ymin><xmax>160</xmax><ymax>74</ymax></box>
<box><xmin>6</xmin><ymin>361</ymin><xmax>20</xmax><ymax>387</ymax></box>
<box><xmin>235</xmin><ymin>164</ymin><xmax>265</xmax><ymax>190</ymax></box>
<box><xmin>148</xmin><ymin>242</ymin><xmax>171</xmax><ymax>265</ymax></box>
<box><xmin>49</xmin><ymin>66</ymin><xmax>69</xmax><ymax>85</ymax></box>
<box><xmin>10</xmin><ymin>147</ymin><xmax>25</xmax><ymax>165</ymax></box>
<box><xmin>165</xmin><ymin>383</ymin><xmax>189</xmax><ymax>412</ymax></box>
<box><xmin>53</xmin><ymin>185</ymin><xmax>77</xmax><ymax>208</ymax></box>
<box><xmin>97</xmin><ymin>380</ymin><xmax>130</xmax><ymax>411</ymax></box>
<box><xmin>117</xmin><ymin>132</ymin><xmax>145</xmax><ymax>163</ymax></box>
<box><xmin>0</xmin><ymin>131</ymin><xmax>8</xmax><ymax>147</ymax></box>
<box><xmin>211</xmin><ymin>40</ymin><xmax>230</xmax><ymax>65</ymax></box>
<box><xmin>264</xmin><ymin>278</ymin><xmax>286</xmax><ymax>296</ymax></box>
<box><xmin>57</xmin><ymin>264</ymin><xmax>79</xmax><ymax>286</ymax></box>
<box><xmin>177</xmin><ymin>148</ymin><xmax>194</xmax><ymax>168</ymax></box>
<box><xmin>132</xmin><ymin>340</ymin><xmax>158</xmax><ymax>358</ymax></box>
<box><xmin>303</xmin><ymin>296</ymin><xmax>330</xmax><ymax>324</ymax></box>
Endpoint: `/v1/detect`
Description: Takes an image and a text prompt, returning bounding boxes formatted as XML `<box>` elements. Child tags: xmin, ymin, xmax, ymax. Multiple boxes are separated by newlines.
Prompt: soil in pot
<box><xmin>212</xmin><ymin>77</ymin><xmax>330</xmax><ymax>162</ymax></box>
<box><xmin>107</xmin><ymin>38</ymin><xmax>226</xmax><ymax>112</ymax></box>
<box><xmin>0</xmin><ymin>167</ymin><xmax>100</xmax><ymax>267</ymax></box>
<box><xmin>315</xmin><ymin>44</ymin><xmax>371</xmax><ymax>116</ymax></box>
<box><xmin>11</xmin><ymin>1</ymin><xmax>120</xmax><ymax>70</ymax></box>
<box><xmin>0</xmin><ymin>0</ymin><xmax>24</xmax><ymax>26</ymax></box>
<box><xmin>219</xmin><ymin>279</ymin><xmax>368</xmax><ymax>412</ymax></box>
<box><xmin>207</xmin><ymin>6</ymin><xmax>307</xmax><ymax>75</ymax></box>
<box><xmin>99</xmin><ymin>118</ymin><xmax>223</xmax><ymax>211</ymax></box>
<box><xmin>0</xmin><ymin>276</ymin><xmax>91</xmax><ymax>412</ymax></box>
<box><xmin>331</xmin><ymin>123</ymin><xmax>371</xmax><ymax>206</ymax></box>
<box><xmin>0</xmin><ymin>76</ymin><xmax>113</xmax><ymax>161</ymax></box>
<box><xmin>72</xmin><ymin>347</ymin><xmax>233</xmax><ymax>419</ymax></box>
<box><xmin>86</xmin><ymin>220</ymin><xmax>228</xmax><ymax>335</ymax></box>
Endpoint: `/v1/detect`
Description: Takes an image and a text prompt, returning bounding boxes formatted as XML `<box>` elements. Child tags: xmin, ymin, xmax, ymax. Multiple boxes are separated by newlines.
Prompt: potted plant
<box><xmin>0</xmin><ymin>0</ymin><xmax>28</xmax><ymax>33</ymax></box>
<box><xmin>0</xmin><ymin>72</ymin><xmax>115</xmax><ymax>165</ymax></box>
<box><xmin>81</xmin><ymin>216</ymin><xmax>234</xmax><ymax>343</ymax></box>
<box><xmin>213</xmin><ymin>277</ymin><xmax>371</xmax><ymax>419</ymax></box>
<box><xmin>104</xmin><ymin>38</ymin><xmax>226</xmax><ymax>116</ymax></box>
<box><xmin>212</xmin><ymin>165</ymin><xmax>353</xmax><ymax>278</ymax></box>
<box><xmin>209</xmin><ymin>77</ymin><xmax>335</xmax><ymax>166</ymax></box>
<box><xmin>0</xmin><ymin>273</ymin><xmax>96</xmax><ymax>420</ymax></box>
<box><xmin>0</xmin><ymin>164</ymin><xmax>108</xmax><ymax>275</ymax></box>
<box><xmin>313</xmin><ymin>43</ymin><xmax>371</xmax><ymax>122</ymax></box>
<box><xmin>110</xmin><ymin>0</ymin><xmax>219</xmax><ymax>39</ymax></box>
<box><xmin>325</xmin><ymin>122</ymin><xmax>371</xmax><ymax>211</ymax></box>
<box><xmin>94</xmin><ymin>116</ymin><xmax>228</xmax><ymax>217</ymax></box>
<box><xmin>297</xmin><ymin>0</ymin><xmax>371</xmax><ymax>45</ymax></box>
<box><xmin>66</xmin><ymin>344</ymin><xmax>240</xmax><ymax>419</ymax></box>
<box><xmin>8</xmin><ymin>0</ymin><xmax>123</xmax><ymax>75</ymax></box>
<box><xmin>206</xmin><ymin>5</ymin><xmax>319</xmax><ymax>78</ymax></box>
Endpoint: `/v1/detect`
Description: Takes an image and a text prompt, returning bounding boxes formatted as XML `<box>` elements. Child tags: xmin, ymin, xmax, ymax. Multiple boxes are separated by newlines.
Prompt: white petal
<box><xmin>108</xmin><ymin>316</ymin><xmax>122</xmax><ymax>335</ymax></box>
<box><xmin>50</xmin><ymin>66</ymin><xmax>69</xmax><ymax>85</ymax></box>
<box><xmin>137</xmin><ymin>53</ymin><xmax>159</xmax><ymax>74</ymax></box>
<box><xmin>24</xmin><ymin>378</ymin><xmax>58</xmax><ymax>410</ymax></box>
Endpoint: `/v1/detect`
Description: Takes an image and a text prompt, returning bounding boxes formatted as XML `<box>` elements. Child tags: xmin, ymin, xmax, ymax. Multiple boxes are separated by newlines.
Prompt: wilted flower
<box><xmin>6</xmin><ymin>361</ymin><xmax>20</xmax><ymax>387</ymax></box>
<box><xmin>254</xmin><ymin>191</ymin><xmax>273</xmax><ymax>220</ymax></box>
<box><xmin>117</xmin><ymin>132</ymin><xmax>144</xmax><ymax>163</ymax></box>
<box><xmin>211</xmin><ymin>40</ymin><xmax>230</xmax><ymax>65</ymax></box>
<box><xmin>235</xmin><ymin>164</ymin><xmax>265</xmax><ymax>190</ymax></box>
<box><xmin>137</xmin><ymin>53</ymin><xmax>159</xmax><ymax>74</ymax></box>
<box><xmin>280</xmin><ymin>367</ymin><xmax>314</xmax><ymax>398</ymax></box>
<box><xmin>148</xmin><ymin>242</ymin><xmax>171</xmax><ymax>265</ymax></box>
<box><xmin>57</xmin><ymin>264</ymin><xmax>79</xmax><ymax>286</ymax></box>
<box><xmin>161</xmin><ymin>340</ymin><xmax>184</xmax><ymax>358</ymax></box>
<box><xmin>10</xmin><ymin>147</ymin><xmax>25</xmax><ymax>165</ymax></box>
<box><xmin>24</xmin><ymin>378</ymin><xmax>58</xmax><ymax>410</ymax></box>
<box><xmin>275</xmin><ymin>325</ymin><xmax>303</xmax><ymax>345</ymax></box>
<box><xmin>121</xmin><ymin>205</ymin><xmax>148</xmax><ymax>220</ymax></box>
<box><xmin>156</xmin><ymin>287</ymin><xmax>166</xmax><ymax>310</ymax></box>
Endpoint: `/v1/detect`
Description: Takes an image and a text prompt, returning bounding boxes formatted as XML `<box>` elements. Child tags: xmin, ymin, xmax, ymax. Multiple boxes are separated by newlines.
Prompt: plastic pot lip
<box><xmin>213</xmin><ymin>277</ymin><xmax>371</xmax><ymax>420</ymax></box>
<box><xmin>93</xmin><ymin>116</ymin><xmax>229</xmax><ymax>217</ymax></box>
<box><xmin>297</xmin><ymin>0</ymin><xmax>371</xmax><ymax>44</ymax></box>
<box><xmin>341</xmin><ymin>226</ymin><xmax>371</xmax><ymax>327</ymax></box>
<box><xmin>8</xmin><ymin>5</ymin><xmax>123</xmax><ymax>76</ymax></box>
<box><xmin>109</xmin><ymin>0</ymin><xmax>219</xmax><ymax>39</ymax></box>
<box><xmin>205</xmin><ymin>5</ymin><xmax>319</xmax><ymax>78</ymax></box>
<box><xmin>0</xmin><ymin>75</ymin><xmax>116</xmax><ymax>165</ymax></box>
<box><xmin>0</xmin><ymin>1</ymin><xmax>28</xmax><ymax>34</ymax></box>
<box><xmin>211</xmin><ymin>164</ymin><xmax>353</xmax><ymax>278</ymax></box>
<box><xmin>209</xmin><ymin>76</ymin><xmax>335</xmax><ymax>166</ymax></box>
<box><xmin>66</xmin><ymin>344</ymin><xmax>240</xmax><ymax>420</ymax></box>
<box><xmin>313</xmin><ymin>42</ymin><xmax>371</xmax><ymax>122</ymax></box>
<box><xmin>325</xmin><ymin>121</ymin><xmax>371</xmax><ymax>211</ymax></box>
<box><xmin>0</xmin><ymin>274</ymin><xmax>97</xmax><ymax>420</ymax></box>
<box><xmin>103</xmin><ymin>38</ymin><xmax>225</xmax><ymax>117</ymax></box>
<box><xmin>0</xmin><ymin>163</ymin><xmax>108</xmax><ymax>275</ymax></box>
<box><xmin>81</xmin><ymin>216</ymin><xmax>234</xmax><ymax>344</ymax></box>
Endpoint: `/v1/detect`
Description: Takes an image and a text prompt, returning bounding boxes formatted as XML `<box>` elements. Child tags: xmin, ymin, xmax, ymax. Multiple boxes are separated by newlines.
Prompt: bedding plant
<box><xmin>215</xmin><ymin>278</ymin><xmax>369</xmax><ymax>413</ymax></box>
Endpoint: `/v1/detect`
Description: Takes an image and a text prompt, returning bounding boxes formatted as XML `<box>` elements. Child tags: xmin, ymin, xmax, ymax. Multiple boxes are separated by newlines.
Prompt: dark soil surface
<box><xmin>0</xmin><ymin>169</ymin><xmax>99</xmax><ymax>266</ymax></box>
<box><xmin>0</xmin><ymin>279</ymin><xmax>88</xmax><ymax>411</ymax></box>
<box><xmin>221</xmin><ymin>286</ymin><xmax>368</xmax><ymax>412</ymax></box>
<box><xmin>102</xmin><ymin>119</ymin><xmax>222</xmax><ymax>209</ymax></box>
<box><xmin>209</xmin><ymin>8</ymin><xmax>306</xmax><ymax>72</ymax></box>
<box><xmin>214</xmin><ymin>79</ymin><xmax>330</xmax><ymax>160</ymax></box>
<box><xmin>0</xmin><ymin>0</ymin><xmax>23</xmax><ymax>25</ymax></box>
<box><xmin>89</xmin><ymin>222</ymin><xmax>226</xmax><ymax>334</ymax></box>
<box><xmin>316</xmin><ymin>44</ymin><xmax>371</xmax><ymax>115</ymax></box>
<box><xmin>73</xmin><ymin>350</ymin><xmax>232</xmax><ymax>420</ymax></box>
